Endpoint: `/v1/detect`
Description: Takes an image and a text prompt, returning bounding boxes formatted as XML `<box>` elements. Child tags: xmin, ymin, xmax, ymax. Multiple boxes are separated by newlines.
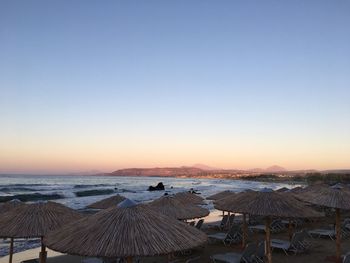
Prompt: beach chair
<box><xmin>249</xmin><ymin>219</ymin><xmax>285</xmax><ymax>233</ymax></box>
<box><xmin>189</xmin><ymin>221</ymin><xmax>195</xmax><ymax>226</ymax></box>
<box><xmin>208</xmin><ymin>224</ymin><xmax>242</xmax><ymax>245</ymax></box>
<box><xmin>210</xmin><ymin>242</ymin><xmax>257</xmax><ymax>263</ymax></box>
<box><xmin>271</xmin><ymin>230</ymin><xmax>309</xmax><ymax>255</ymax></box>
<box><xmin>253</xmin><ymin>241</ymin><xmax>265</xmax><ymax>263</ymax></box>
<box><xmin>220</xmin><ymin>215</ymin><xmax>229</xmax><ymax>229</ymax></box>
<box><xmin>195</xmin><ymin>219</ymin><xmax>204</xmax><ymax>229</ymax></box>
<box><xmin>208</xmin><ymin>215</ymin><xmax>229</xmax><ymax>229</ymax></box>
<box><xmin>343</xmin><ymin>252</ymin><xmax>350</xmax><ymax>263</ymax></box>
<box><xmin>308</xmin><ymin>228</ymin><xmax>336</xmax><ymax>240</ymax></box>
<box><xmin>228</xmin><ymin>214</ymin><xmax>235</xmax><ymax>227</ymax></box>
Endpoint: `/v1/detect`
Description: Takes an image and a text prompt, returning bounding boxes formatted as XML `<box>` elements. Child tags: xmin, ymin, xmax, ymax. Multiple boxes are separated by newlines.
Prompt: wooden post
<box><xmin>9</xmin><ymin>237</ymin><xmax>14</xmax><ymax>263</ymax></box>
<box><xmin>39</xmin><ymin>236</ymin><xmax>47</xmax><ymax>263</ymax></box>
<box><xmin>126</xmin><ymin>256</ymin><xmax>133</xmax><ymax>263</ymax></box>
<box><xmin>265</xmin><ymin>217</ymin><xmax>272</xmax><ymax>263</ymax></box>
<box><xmin>288</xmin><ymin>219</ymin><xmax>293</xmax><ymax>241</ymax></box>
<box><xmin>335</xmin><ymin>208</ymin><xmax>341</xmax><ymax>263</ymax></box>
<box><xmin>242</xmin><ymin>213</ymin><xmax>247</xmax><ymax>248</ymax></box>
<box><xmin>228</xmin><ymin>212</ymin><xmax>231</xmax><ymax>229</ymax></box>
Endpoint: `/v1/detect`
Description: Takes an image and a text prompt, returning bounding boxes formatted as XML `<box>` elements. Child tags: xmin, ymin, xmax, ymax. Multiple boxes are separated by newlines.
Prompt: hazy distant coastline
<box><xmin>101</xmin><ymin>165</ymin><xmax>350</xmax><ymax>184</ymax></box>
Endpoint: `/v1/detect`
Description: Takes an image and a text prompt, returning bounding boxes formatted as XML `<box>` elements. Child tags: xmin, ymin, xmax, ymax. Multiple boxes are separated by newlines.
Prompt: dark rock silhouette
<box><xmin>148</xmin><ymin>182</ymin><xmax>165</xmax><ymax>191</ymax></box>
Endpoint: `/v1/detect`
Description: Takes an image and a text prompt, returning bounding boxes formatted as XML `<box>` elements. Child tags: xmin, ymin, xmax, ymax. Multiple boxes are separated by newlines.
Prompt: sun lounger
<box><xmin>195</xmin><ymin>219</ymin><xmax>204</xmax><ymax>229</ymax></box>
<box><xmin>343</xmin><ymin>252</ymin><xmax>350</xmax><ymax>263</ymax></box>
<box><xmin>309</xmin><ymin>219</ymin><xmax>350</xmax><ymax>240</ymax></box>
<box><xmin>271</xmin><ymin>230</ymin><xmax>310</xmax><ymax>255</ymax></box>
<box><xmin>208</xmin><ymin>224</ymin><xmax>242</xmax><ymax>245</ymax></box>
<box><xmin>308</xmin><ymin>228</ymin><xmax>336</xmax><ymax>240</ymax></box>
<box><xmin>211</xmin><ymin>242</ymin><xmax>257</xmax><ymax>263</ymax></box>
<box><xmin>228</xmin><ymin>214</ymin><xmax>235</xmax><ymax>227</ymax></box>
<box><xmin>207</xmin><ymin>215</ymin><xmax>229</xmax><ymax>230</ymax></box>
<box><xmin>249</xmin><ymin>219</ymin><xmax>285</xmax><ymax>233</ymax></box>
<box><xmin>254</xmin><ymin>241</ymin><xmax>265</xmax><ymax>263</ymax></box>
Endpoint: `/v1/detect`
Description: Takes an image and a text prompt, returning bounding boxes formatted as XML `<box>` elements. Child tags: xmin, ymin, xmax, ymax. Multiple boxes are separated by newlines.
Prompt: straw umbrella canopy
<box><xmin>87</xmin><ymin>194</ymin><xmax>126</xmax><ymax>209</ymax></box>
<box><xmin>206</xmin><ymin>190</ymin><xmax>234</xmax><ymax>200</ymax></box>
<box><xmin>276</xmin><ymin>187</ymin><xmax>289</xmax><ymax>192</ymax></box>
<box><xmin>214</xmin><ymin>189</ymin><xmax>323</xmax><ymax>263</ymax></box>
<box><xmin>0</xmin><ymin>200</ymin><xmax>24</xmax><ymax>213</ymax></box>
<box><xmin>147</xmin><ymin>196</ymin><xmax>209</xmax><ymax>220</ymax></box>
<box><xmin>300</xmin><ymin>184</ymin><xmax>350</xmax><ymax>263</ymax></box>
<box><xmin>288</xmin><ymin>186</ymin><xmax>304</xmax><ymax>193</ymax></box>
<box><xmin>0</xmin><ymin>201</ymin><xmax>83</xmax><ymax>263</ymax></box>
<box><xmin>173</xmin><ymin>192</ymin><xmax>205</xmax><ymax>205</ymax></box>
<box><xmin>44</xmin><ymin>199</ymin><xmax>207</xmax><ymax>263</ymax></box>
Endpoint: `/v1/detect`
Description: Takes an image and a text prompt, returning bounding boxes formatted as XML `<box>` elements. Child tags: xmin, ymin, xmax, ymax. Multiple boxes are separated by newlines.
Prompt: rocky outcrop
<box><xmin>148</xmin><ymin>182</ymin><xmax>165</xmax><ymax>191</ymax></box>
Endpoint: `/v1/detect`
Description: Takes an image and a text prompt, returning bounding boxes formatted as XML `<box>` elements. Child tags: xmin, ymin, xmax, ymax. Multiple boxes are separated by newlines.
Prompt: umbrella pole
<box><xmin>288</xmin><ymin>219</ymin><xmax>293</xmax><ymax>241</ymax></box>
<box><xmin>242</xmin><ymin>213</ymin><xmax>247</xmax><ymax>248</ymax></box>
<box><xmin>9</xmin><ymin>237</ymin><xmax>14</xmax><ymax>263</ymax></box>
<box><xmin>39</xmin><ymin>236</ymin><xmax>47</xmax><ymax>263</ymax></box>
<box><xmin>265</xmin><ymin>217</ymin><xmax>272</xmax><ymax>263</ymax></box>
<box><xmin>126</xmin><ymin>256</ymin><xmax>133</xmax><ymax>263</ymax></box>
<box><xmin>228</xmin><ymin>212</ymin><xmax>231</xmax><ymax>229</ymax></box>
<box><xmin>335</xmin><ymin>208</ymin><xmax>341</xmax><ymax>263</ymax></box>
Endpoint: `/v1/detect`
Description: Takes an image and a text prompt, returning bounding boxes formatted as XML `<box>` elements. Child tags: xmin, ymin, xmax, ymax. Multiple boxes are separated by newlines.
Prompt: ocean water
<box><xmin>0</xmin><ymin>175</ymin><xmax>303</xmax><ymax>257</ymax></box>
<box><xmin>0</xmin><ymin>174</ymin><xmax>303</xmax><ymax>209</ymax></box>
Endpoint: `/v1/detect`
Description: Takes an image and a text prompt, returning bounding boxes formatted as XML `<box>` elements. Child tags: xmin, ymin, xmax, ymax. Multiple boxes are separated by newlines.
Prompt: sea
<box><xmin>0</xmin><ymin>174</ymin><xmax>303</xmax><ymax>257</ymax></box>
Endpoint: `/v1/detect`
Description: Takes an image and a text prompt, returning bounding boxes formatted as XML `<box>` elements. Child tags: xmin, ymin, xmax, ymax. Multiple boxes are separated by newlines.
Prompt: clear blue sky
<box><xmin>1</xmin><ymin>1</ymin><xmax>349</xmax><ymax>173</ymax></box>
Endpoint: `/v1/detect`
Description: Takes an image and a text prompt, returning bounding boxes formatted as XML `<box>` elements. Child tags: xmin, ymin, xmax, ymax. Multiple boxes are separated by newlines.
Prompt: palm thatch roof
<box><xmin>0</xmin><ymin>200</ymin><xmax>24</xmax><ymax>213</ymax></box>
<box><xmin>300</xmin><ymin>185</ymin><xmax>350</xmax><ymax>210</ymax></box>
<box><xmin>206</xmin><ymin>190</ymin><xmax>234</xmax><ymax>200</ymax></box>
<box><xmin>44</xmin><ymin>200</ymin><xmax>207</xmax><ymax>258</ymax></box>
<box><xmin>147</xmin><ymin>196</ymin><xmax>209</xmax><ymax>220</ymax></box>
<box><xmin>87</xmin><ymin>194</ymin><xmax>126</xmax><ymax>209</ymax></box>
<box><xmin>299</xmin><ymin>183</ymin><xmax>329</xmax><ymax>194</ymax></box>
<box><xmin>276</xmin><ymin>187</ymin><xmax>289</xmax><ymax>192</ymax></box>
<box><xmin>173</xmin><ymin>192</ymin><xmax>205</xmax><ymax>205</ymax></box>
<box><xmin>288</xmin><ymin>186</ymin><xmax>304</xmax><ymax>193</ymax></box>
<box><xmin>0</xmin><ymin>201</ymin><xmax>83</xmax><ymax>238</ymax></box>
<box><xmin>214</xmin><ymin>190</ymin><xmax>323</xmax><ymax>218</ymax></box>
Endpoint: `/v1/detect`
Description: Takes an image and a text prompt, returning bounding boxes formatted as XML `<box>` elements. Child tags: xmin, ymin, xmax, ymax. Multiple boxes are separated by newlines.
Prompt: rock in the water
<box><xmin>148</xmin><ymin>182</ymin><xmax>165</xmax><ymax>191</ymax></box>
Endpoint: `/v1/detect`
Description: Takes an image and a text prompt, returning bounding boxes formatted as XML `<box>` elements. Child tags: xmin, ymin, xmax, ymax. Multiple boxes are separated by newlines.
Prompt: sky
<box><xmin>0</xmin><ymin>1</ymin><xmax>350</xmax><ymax>174</ymax></box>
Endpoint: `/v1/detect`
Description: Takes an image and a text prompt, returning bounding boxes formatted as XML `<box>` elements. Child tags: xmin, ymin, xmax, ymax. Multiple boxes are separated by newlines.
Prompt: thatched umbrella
<box><xmin>212</xmin><ymin>192</ymin><xmax>237</xmax><ymax>219</ymax></box>
<box><xmin>214</xmin><ymin>189</ymin><xmax>323</xmax><ymax>263</ymax></box>
<box><xmin>44</xmin><ymin>199</ymin><xmax>207</xmax><ymax>263</ymax></box>
<box><xmin>0</xmin><ymin>201</ymin><xmax>83</xmax><ymax>263</ymax></box>
<box><xmin>0</xmin><ymin>200</ymin><xmax>25</xmax><ymax>263</ymax></box>
<box><xmin>206</xmin><ymin>190</ymin><xmax>234</xmax><ymax>200</ymax></box>
<box><xmin>0</xmin><ymin>200</ymin><xmax>24</xmax><ymax>213</ymax></box>
<box><xmin>276</xmin><ymin>187</ymin><xmax>289</xmax><ymax>192</ymax></box>
<box><xmin>173</xmin><ymin>192</ymin><xmax>205</xmax><ymax>205</ymax></box>
<box><xmin>147</xmin><ymin>196</ymin><xmax>209</xmax><ymax>220</ymax></box>
<box><xmin>300</xmin><ymin>184</ymin><xmax>350</xmax><ymax>263</ymax></box>
<box><xmin>87</xmin><ymin>194</ymin><xmax>126</xmax><ymax>209</ymax></box>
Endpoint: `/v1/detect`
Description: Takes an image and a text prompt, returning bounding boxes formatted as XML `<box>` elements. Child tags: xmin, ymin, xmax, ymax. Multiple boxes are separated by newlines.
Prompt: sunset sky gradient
<box><xmin>1</xmin><ymin>1</ymin><xmax>350</xmax><ymax>174</ymax></box>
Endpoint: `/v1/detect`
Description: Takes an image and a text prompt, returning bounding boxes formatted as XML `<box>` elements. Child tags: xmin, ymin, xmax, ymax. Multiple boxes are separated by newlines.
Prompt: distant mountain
<box><xmin>249</xmin><ymin>168</ymin><xmax>265</xmax><ymax>173</ymax></box>
<box><xmin>321</xmin><ymin>169</ymin><xmax>350</xmax><ymax>174</ymax></box>
<box><xmin>108</xmin><ymin>167</ymin><xmax>205</xmax><ymax>177</ymax></box>
<box><xmin>265</xmin><ymin>165</ymin><xmax>287</xmax><ymax>172</ymax></box>
<box><xmin>249</xmin><ymin>165</ymin><xmax>287</xmax><ymax>173</ymax></box>
<box><xmin>192</xmin><ymin>163</ymin><xmax>219</xmax><ymax>170</ymax></box>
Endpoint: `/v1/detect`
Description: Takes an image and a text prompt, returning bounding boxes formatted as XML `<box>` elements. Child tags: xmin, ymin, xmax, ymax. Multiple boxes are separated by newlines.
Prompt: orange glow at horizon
<box><xmin>1</xmin><ymin>131</ymin><xmax>349</xmax><ymax>174</ymax></box>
